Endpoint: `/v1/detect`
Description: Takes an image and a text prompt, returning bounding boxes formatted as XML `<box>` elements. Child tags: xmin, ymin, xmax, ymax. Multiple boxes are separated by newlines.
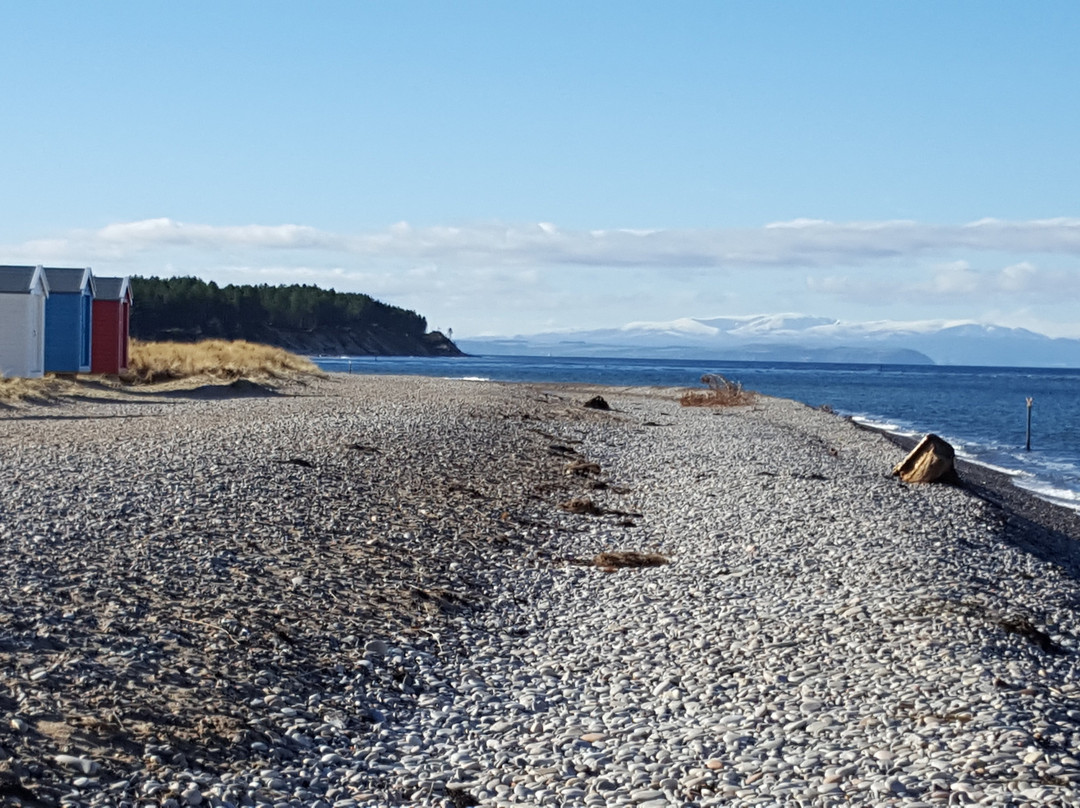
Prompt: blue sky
<box><xmin>3</xmin><ymin>1</ymin><xmax>1079</xmax><ymax>337</ymax></box>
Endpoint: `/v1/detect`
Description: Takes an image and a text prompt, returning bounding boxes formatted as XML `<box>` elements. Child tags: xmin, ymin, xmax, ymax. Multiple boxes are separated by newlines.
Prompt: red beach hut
<box><xmin>91</xmin><ymin>276</ymin><xmax>132</xmax><ymax>374</ymax></box>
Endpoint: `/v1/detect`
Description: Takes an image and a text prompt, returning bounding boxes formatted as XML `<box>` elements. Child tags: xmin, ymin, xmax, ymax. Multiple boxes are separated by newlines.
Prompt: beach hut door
<box><xmin>81</xmin><ymin>293</ymin><xmax>92</xmax><ymax>367</ymax></box>
<box><xmin>30</xmin><ymin>296</ymin><xmax>44</xmax><ymax>374</ymax></box>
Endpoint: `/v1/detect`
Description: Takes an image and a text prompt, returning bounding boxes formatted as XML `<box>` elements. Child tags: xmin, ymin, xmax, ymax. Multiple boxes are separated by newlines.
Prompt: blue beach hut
<box><xmin>43</xmin><ymin>267</ymin><xmax>96</xmax><ymax>373</ymax></box>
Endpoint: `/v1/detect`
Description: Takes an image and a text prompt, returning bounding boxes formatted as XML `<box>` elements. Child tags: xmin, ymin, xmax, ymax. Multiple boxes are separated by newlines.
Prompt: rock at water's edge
<box><xmin>892</xmin><ymin>433</ymin><xmax>959</xmax><ymax>484</ymax></box>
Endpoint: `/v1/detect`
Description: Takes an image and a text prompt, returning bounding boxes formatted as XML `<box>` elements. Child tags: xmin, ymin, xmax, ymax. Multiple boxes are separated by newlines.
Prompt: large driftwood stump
<box><xmin>892</xmin><ymin>434</ymin><xmax>959</xmax><ymax>484</ymax></box>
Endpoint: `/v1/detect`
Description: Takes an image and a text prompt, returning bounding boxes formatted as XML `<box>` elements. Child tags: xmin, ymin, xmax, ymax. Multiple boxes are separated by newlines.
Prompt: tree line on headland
<box><xmin>129</xmin><ymin>276</ymin><xmax>461</xmax><ymax>356</ymax></box>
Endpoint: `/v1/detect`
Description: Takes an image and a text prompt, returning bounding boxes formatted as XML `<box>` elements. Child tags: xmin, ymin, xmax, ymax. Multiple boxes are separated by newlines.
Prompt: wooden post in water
<box><xmin>1025</xmin><ymin>397</ymin><xmax>1033</xmax><ymax>451</ymax></box>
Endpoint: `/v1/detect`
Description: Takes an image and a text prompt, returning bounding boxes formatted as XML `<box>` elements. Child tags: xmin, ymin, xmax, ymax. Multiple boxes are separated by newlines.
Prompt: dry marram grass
<box><xmin>0</xmin><ymin>375</ymin><xmax>74</xmax><ymax>404</ymax></box>
<box><xmin>124</xmin><ymin>339</ymin><xmax>322</xmax><ymax>384</ymax></box>
<box><xmin>680</xmin><ymin>373</ymin><xmax>756</xmax><ymax>408</ymax></box>
<box><xmin>1</xmin><ymin>340</ymin><xmax>320</xmax><ymax>404</ymax></box>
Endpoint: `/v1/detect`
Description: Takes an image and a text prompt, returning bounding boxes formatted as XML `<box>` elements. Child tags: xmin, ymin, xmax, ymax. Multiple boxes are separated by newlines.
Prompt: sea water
<box><xmin>312</xmin><ymin>355</ymin><xmax>1080</xmax><ymax>512</ymax></box>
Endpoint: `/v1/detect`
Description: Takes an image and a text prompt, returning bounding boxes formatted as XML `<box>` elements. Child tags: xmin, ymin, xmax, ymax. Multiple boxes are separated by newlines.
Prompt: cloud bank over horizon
<box><xmin>10</xmin><ymin>216</ymin><xmax>1080</xmax><ymax>268</ymax></box>
<box><xmin>5</xmin><ymin>216</ymin><xmax>1079</xmax><ymax>338</ymax></box>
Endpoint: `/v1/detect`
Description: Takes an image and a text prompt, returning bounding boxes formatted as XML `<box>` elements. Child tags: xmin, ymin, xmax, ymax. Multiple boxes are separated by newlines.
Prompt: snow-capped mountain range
<box><xmin>457</xmin><ymin>315</ymin><xmax>1080</xmax><ymax>367</ymax></box>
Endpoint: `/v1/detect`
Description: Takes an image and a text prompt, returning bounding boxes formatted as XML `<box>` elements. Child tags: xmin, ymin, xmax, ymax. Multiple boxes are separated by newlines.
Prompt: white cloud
<box><xmin>98</xmin><ymin>218</ymin><xmax>341</xmax><ymax>249</ymax></box>
<box><xmin>928</xmin><ymin>261</ymin><xmax>980</xmax><ymax>295</ymax></box>
<box><xmin>997</xmin><ymin>261</ymin><xmax>1038</xmax><ymax>293</ymax></box>
<box><xmin>808</xmin><ymin>259</ymin><xmax>1080</xmax><ymax>307</ymax></box>
<box><xmin>8</xmin><ymin>216</ymin><xmax>1080</xmax><ymax>269</ymax></box>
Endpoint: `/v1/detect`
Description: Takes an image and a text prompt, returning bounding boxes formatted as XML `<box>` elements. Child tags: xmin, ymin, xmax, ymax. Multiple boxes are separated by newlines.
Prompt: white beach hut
<box><xmin>0</xmin><ymin>265</ymin><xmax>50</xmax><ymax>378</ymax></box>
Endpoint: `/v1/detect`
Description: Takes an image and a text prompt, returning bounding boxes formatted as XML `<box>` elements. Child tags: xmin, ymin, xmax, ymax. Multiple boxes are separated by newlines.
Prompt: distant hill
<box><xmin>129</xmin><ymin>276</ymin><xmax>462</xmax><ymax>357</ymax></box>
<box><xmin>458</xmin><ymin>314</ymin><xmax>1080</xmax><ymax>368</ymax></box>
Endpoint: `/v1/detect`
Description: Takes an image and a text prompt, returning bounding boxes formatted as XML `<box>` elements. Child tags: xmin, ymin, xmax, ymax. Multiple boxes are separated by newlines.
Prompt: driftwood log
<box><xmin>892</xmin><ymin>434</ymin><xmax>960</xmax><ymax>484</ymax></box>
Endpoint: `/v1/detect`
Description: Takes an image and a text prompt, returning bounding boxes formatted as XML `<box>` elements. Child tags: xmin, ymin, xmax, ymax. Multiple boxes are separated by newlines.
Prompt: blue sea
<box><xmin>311</xmin><ymin>354</ymin><xmax>1080</xmax><ymax>512</ymax></box>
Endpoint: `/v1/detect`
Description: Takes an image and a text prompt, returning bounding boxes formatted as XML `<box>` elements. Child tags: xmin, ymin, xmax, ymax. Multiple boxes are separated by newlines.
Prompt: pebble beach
<box><xmin>2</xmin><ymin>374</ymin><xmax>1080</xmax><ymax>808</ymax></box>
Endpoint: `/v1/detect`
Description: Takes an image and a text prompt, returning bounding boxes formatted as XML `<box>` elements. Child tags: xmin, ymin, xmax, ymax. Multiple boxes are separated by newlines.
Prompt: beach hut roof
<box><xmin>94</xmin><ymin>276</ymin><xmax>132</xmax><ymax>302</ymax></box>
<box><xmin>0</xmin><ymin>265</ymin><xmax>49</xmax><ymax>295</ymax></box>
<box><xmin>43</xmin><ymin>267</ymin><xmax>95</xmax><ymax>296</ymax></box>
